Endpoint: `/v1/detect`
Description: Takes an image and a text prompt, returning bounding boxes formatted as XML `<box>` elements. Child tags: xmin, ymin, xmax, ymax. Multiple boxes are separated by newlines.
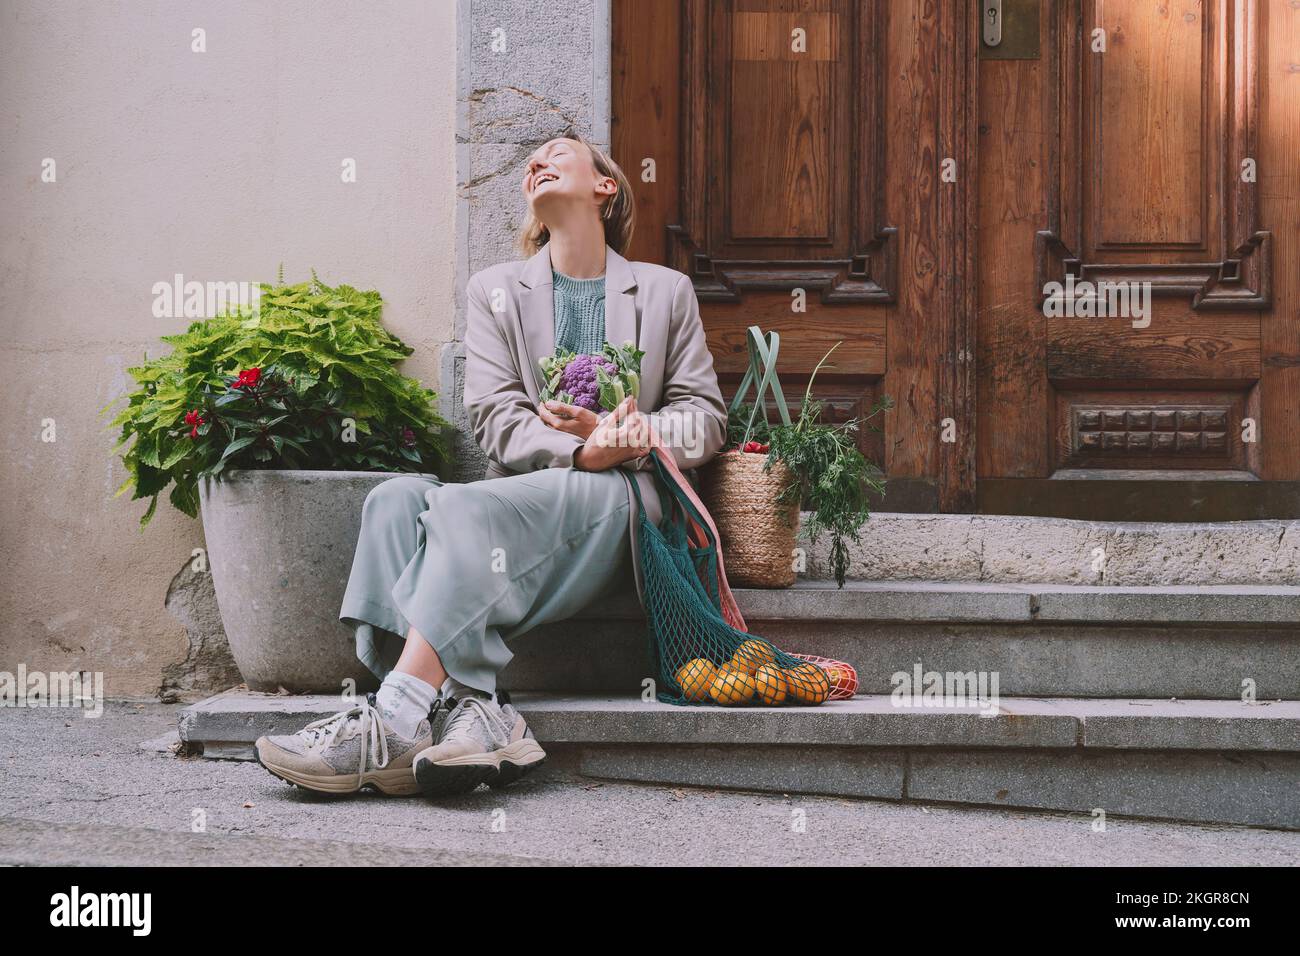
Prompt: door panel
<box><xmin>1044</xmin><ymin>309</ymin><xmax>1260</xmax><ymax>381</ymax></box>
<box><xmin>976</xmin><ymin>23</ymin><xmax>1050</xmax><ymax>480</ymax></box>
<box><xmin>670</xmin><ymin>0</ymin><xmax>894</xmax><ymax>303</ymax></box>
<box><xmin>1260</xmin><ymin>0</ymin><xmax>1300</xmax><ymax>481</ymax></box>
<box><xmin>615</xmin><ymin>0</ymin><xmax>976</xmax><ymax>510</ymax></box>
<box><xmin>1037</xmin><ymin>0</ymin><xmax>1269</xmax><ymax>308</ymax></box>
<box><xmin>1094</xmin><ymin>0</ymin><xmax>1207</xmax><ymax>248</ymax></box>
<box><xmin>1038</xmin><ymin>0</ymin><xmax>1266</xmax><ymax>477</ymax></box>
<box><xmin>1051</xmin><ymin>388</ymin><xmax>1249</xmax><ymax>472</ymax></box>
<box><xmin>614</xmin><ymin>0</ymin><xmax>1298</xmax><ymax>516</ymax></box>
<box><xmin>614</xmin><ymin>0</ymin><xmax>900</xmax><ymax>483</ymax></box>
<box><xmin>983</xmin><ymin>0</ymin><xmax>1287</xmax><ymax>492</ymax></box>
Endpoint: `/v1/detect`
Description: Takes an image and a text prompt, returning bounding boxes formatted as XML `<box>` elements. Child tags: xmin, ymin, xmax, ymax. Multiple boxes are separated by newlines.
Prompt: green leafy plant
<box><xmin>105</xmin><ymin>273</ymin><xmax>451</xmax><ymax>526</ymax></box>
<box><xmin>765</xmin><ymin>347</ymin><xmax>890</xmax><ymax>587</ymax></box>
<box><xmin>724</xmin><ymin>330</ymin><xmax>890</xmax><ymax>588</ymax></box>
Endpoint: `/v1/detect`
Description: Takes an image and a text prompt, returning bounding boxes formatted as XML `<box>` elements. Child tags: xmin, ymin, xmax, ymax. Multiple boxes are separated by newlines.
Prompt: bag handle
<box><xmin>647</xmin><ymin>446</ymin><xmax>748</xmax><ymax>633</ymax></box>
<box><xmin>650</xmin><ymin>452</ymin><xmax>717</xmax><ymax>548</ymax></box>
<box><xmin>626</xmin><ymin>461</ymin><xmax>674</xmax><ymax>525</ymax></box>
<box><xmin>628</xmin><ymin>450</ymin><xmax>717</xmax><ymax>547</ymax></box>
<box><xmin>727</xmin><ymin>325</ymin><xmax>792</xmax><ymax>444</ymax></box>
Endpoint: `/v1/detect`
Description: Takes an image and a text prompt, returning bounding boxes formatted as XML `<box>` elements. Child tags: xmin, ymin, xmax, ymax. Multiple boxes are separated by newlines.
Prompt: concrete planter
<box><xmin>198</xmin><ymin>469</ymin><xmax>418</xmax><ymax>693</ymax></box>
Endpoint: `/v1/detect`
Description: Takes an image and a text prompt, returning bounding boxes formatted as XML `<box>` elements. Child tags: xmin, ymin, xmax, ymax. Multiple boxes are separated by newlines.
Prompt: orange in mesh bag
<box><xmin>634</xmin><ymin>446</ymin><xmax>859</xmax><ymax>707</ymax></box>
<box><xmin>790</xmin><ymin>654</ymin><xmax>858</xmax><ymax>701</ymax></box>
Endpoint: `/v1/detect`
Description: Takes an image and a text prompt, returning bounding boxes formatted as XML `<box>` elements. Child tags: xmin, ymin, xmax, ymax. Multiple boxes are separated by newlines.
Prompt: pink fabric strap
<box><xmin>647</xmin><ymin>446</ymin><xmax>748</xmax><ymax>633</ymax></box>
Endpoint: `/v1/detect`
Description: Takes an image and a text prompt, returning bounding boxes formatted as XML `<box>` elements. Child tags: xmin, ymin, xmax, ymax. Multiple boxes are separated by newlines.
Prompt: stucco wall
<box><xmin>0</xmin><ymin>0</ymin><xmax>458</xmax><ymax>697</ymax></box>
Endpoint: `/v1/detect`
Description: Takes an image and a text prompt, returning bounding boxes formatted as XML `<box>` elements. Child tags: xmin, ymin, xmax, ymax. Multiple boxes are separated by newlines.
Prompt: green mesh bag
<box><xmin>630</xmin><ymin>452</ymin><xmax>831</xmax><ymax>707</ymax></box>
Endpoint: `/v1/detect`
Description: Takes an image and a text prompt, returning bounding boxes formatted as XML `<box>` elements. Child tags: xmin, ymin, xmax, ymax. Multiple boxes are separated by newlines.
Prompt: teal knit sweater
<box><xmin>552</xmin><ymin>270</ymin><xmax>607</xmax><ymax>355</ymax></box>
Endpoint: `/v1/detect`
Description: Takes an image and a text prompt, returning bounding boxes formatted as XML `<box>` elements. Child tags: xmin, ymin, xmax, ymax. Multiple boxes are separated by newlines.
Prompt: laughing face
<box><xmin>521</xmin><ymin>137</ymin><xmax>616</xmax><ymax>223</ymax></box>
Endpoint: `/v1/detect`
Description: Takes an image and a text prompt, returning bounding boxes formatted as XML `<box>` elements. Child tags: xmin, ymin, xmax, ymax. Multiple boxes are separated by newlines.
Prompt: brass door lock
<box><xmin>979</xmin><ymin>0</ymin><xmax>1040</xmax><ymax>60</ymax></box>
<box><xmin>983</xmin><ymin>0</ymin><xmax>1002</xmax><ymax>47</ymax></box>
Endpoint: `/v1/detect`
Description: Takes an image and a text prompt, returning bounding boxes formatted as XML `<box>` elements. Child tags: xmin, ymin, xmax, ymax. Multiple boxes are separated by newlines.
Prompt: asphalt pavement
<box><xmin>1</xmin><ymin>702</ymin><xmax>1296</xmax><ymax>866</ymax></box>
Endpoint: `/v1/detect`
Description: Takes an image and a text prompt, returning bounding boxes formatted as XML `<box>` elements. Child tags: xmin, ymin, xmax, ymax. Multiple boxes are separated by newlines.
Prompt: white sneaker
<box><xmin>254</xmin><ymin>695</ymin><xmax>438</xmax><ymax>796</ymax></box>
<box><xmin>413</xmin><ymin>689</ymin><xmax>546</xmax><ymax>796</ymax></box>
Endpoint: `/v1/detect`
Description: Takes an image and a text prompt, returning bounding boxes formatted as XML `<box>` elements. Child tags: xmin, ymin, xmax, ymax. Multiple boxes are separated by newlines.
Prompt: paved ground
<box><xmin>2</xmin><ymin>702</ymin><xmax>1297</xmax><ymax>866</ymax></box>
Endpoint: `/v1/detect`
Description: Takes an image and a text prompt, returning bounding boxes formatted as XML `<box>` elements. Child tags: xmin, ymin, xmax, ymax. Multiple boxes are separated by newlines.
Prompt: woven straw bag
<box><xmin>701</xmin><ymin>324</ymin><xmax>802</xmax><ymax>588</ymax></box>
<box><xmin>702</xmin><ymin>449</ymin><xmax>799</xmax><ymax>588</ymax></box>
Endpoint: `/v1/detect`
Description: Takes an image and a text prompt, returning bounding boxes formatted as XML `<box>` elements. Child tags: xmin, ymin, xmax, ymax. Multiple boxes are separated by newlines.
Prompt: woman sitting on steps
<box><xmin>253</xmin><ymin>133</ymin><xmax>728</xmax><ymax>798</ymax></box>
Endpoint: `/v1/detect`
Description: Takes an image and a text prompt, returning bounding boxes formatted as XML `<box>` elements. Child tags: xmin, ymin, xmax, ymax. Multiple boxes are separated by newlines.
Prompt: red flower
<box><xmin>184</xmin><ymin>408</ymin><xmax>206</xmax><ymax>439</ymax></box>
<box><xmin>233</xmin><ymin>367</ymin><xmax>262</xmax><ymax>389</ymax></box>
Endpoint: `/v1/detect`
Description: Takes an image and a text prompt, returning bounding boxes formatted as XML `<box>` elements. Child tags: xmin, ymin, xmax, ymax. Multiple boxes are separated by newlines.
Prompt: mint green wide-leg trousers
<box><xmin>339</xmin><ymin>467</ymin><xmax>633</xmax><ymax>695</ymax></box>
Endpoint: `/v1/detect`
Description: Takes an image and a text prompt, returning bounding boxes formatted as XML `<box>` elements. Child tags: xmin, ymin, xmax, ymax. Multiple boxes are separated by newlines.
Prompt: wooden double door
<box><xmin>612</xmin><ymin>0</ymin><xmax>1300</xmax><ymax>519</ymax></box>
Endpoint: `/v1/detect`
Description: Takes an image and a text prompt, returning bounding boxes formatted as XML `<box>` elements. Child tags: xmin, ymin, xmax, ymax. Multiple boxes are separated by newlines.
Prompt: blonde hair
<box><xmin>517</xmin><ymin>134</ymin><xmax>635</xmax><ymax>257</ymax></box>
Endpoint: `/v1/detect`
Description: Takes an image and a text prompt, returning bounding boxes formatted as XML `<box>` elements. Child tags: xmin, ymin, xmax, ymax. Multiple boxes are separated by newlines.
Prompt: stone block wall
<box><xmin>442</xmin><ymin>0</ymin><xmax>610</xmax><ymax>480</ymax></box>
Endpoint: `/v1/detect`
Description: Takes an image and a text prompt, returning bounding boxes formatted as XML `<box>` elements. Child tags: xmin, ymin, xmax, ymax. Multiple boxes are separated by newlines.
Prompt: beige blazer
<box><xmin>463</xmin><ymin>244</ymin><xmax>728</xmax><ymax>598</ymax></box>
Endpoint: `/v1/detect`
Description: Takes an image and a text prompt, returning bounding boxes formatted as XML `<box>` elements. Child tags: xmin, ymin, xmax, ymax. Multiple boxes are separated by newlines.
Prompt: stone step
<box><xmin>804</xmin><ymin>512</ymin><xmax>1300</xmax><ymax>586</ymax></box>
<box><xmin>506</xmin><ymin>582</ymin><xmax>1300</xmax><ymax>700</ymax></box>
<box><xmin>179</xmin><ymin>690</ymin><xmax>1300</xmax><ymax>828</ymax></box>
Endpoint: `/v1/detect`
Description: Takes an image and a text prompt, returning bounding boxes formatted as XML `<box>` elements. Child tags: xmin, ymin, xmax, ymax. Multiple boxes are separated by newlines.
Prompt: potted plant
<box><xmin>702</xmin><ymin>326</ymin><xmax>888</xmax><ymax>588</ymax></box>
<box><xmin>105</xmin><ymin>272</ymin><xmax>451</xmax><ymax>692</ymax></box>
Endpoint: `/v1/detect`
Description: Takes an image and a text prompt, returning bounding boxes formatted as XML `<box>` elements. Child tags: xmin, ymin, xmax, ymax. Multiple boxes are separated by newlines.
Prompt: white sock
<box><xmin>376</xmin><ymin>671</ymin><xmax>438</xmax><ymax>739</ymax></box>
<box><xmin>440</xmin><ymin>676</ymin><xmax>491</xmax><ymax>702</ymax></box>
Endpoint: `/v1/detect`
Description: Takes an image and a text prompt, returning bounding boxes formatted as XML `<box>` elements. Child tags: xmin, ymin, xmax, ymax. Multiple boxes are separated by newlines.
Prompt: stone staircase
<box><xmin>179</xmin><ymin>514</ymin><xmax>1300</xmax><ymax>829</ymax></box>
<box><xmin>500</xmin><ymin>582</ymin><xmax>1300</xmax><ymax>699</ymax></box>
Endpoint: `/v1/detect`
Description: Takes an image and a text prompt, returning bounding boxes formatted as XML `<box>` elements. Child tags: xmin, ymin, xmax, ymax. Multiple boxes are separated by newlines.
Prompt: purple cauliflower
<box><xmin>558</xmin><ymin>353</ymin><xmax>618</xmax><ymax>411</ymax></box>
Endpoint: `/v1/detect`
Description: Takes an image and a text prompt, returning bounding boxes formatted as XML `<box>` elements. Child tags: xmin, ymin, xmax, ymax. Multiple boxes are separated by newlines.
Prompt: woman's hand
<box><xmin>573</xmin><ymin>396</ymin><xmax>653</xmax><ymax>472</ymax></box>
<box><xmin>538</xmin><ymin>400</ymin><xmax>599</xmax><ymax>441</ymax></box>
